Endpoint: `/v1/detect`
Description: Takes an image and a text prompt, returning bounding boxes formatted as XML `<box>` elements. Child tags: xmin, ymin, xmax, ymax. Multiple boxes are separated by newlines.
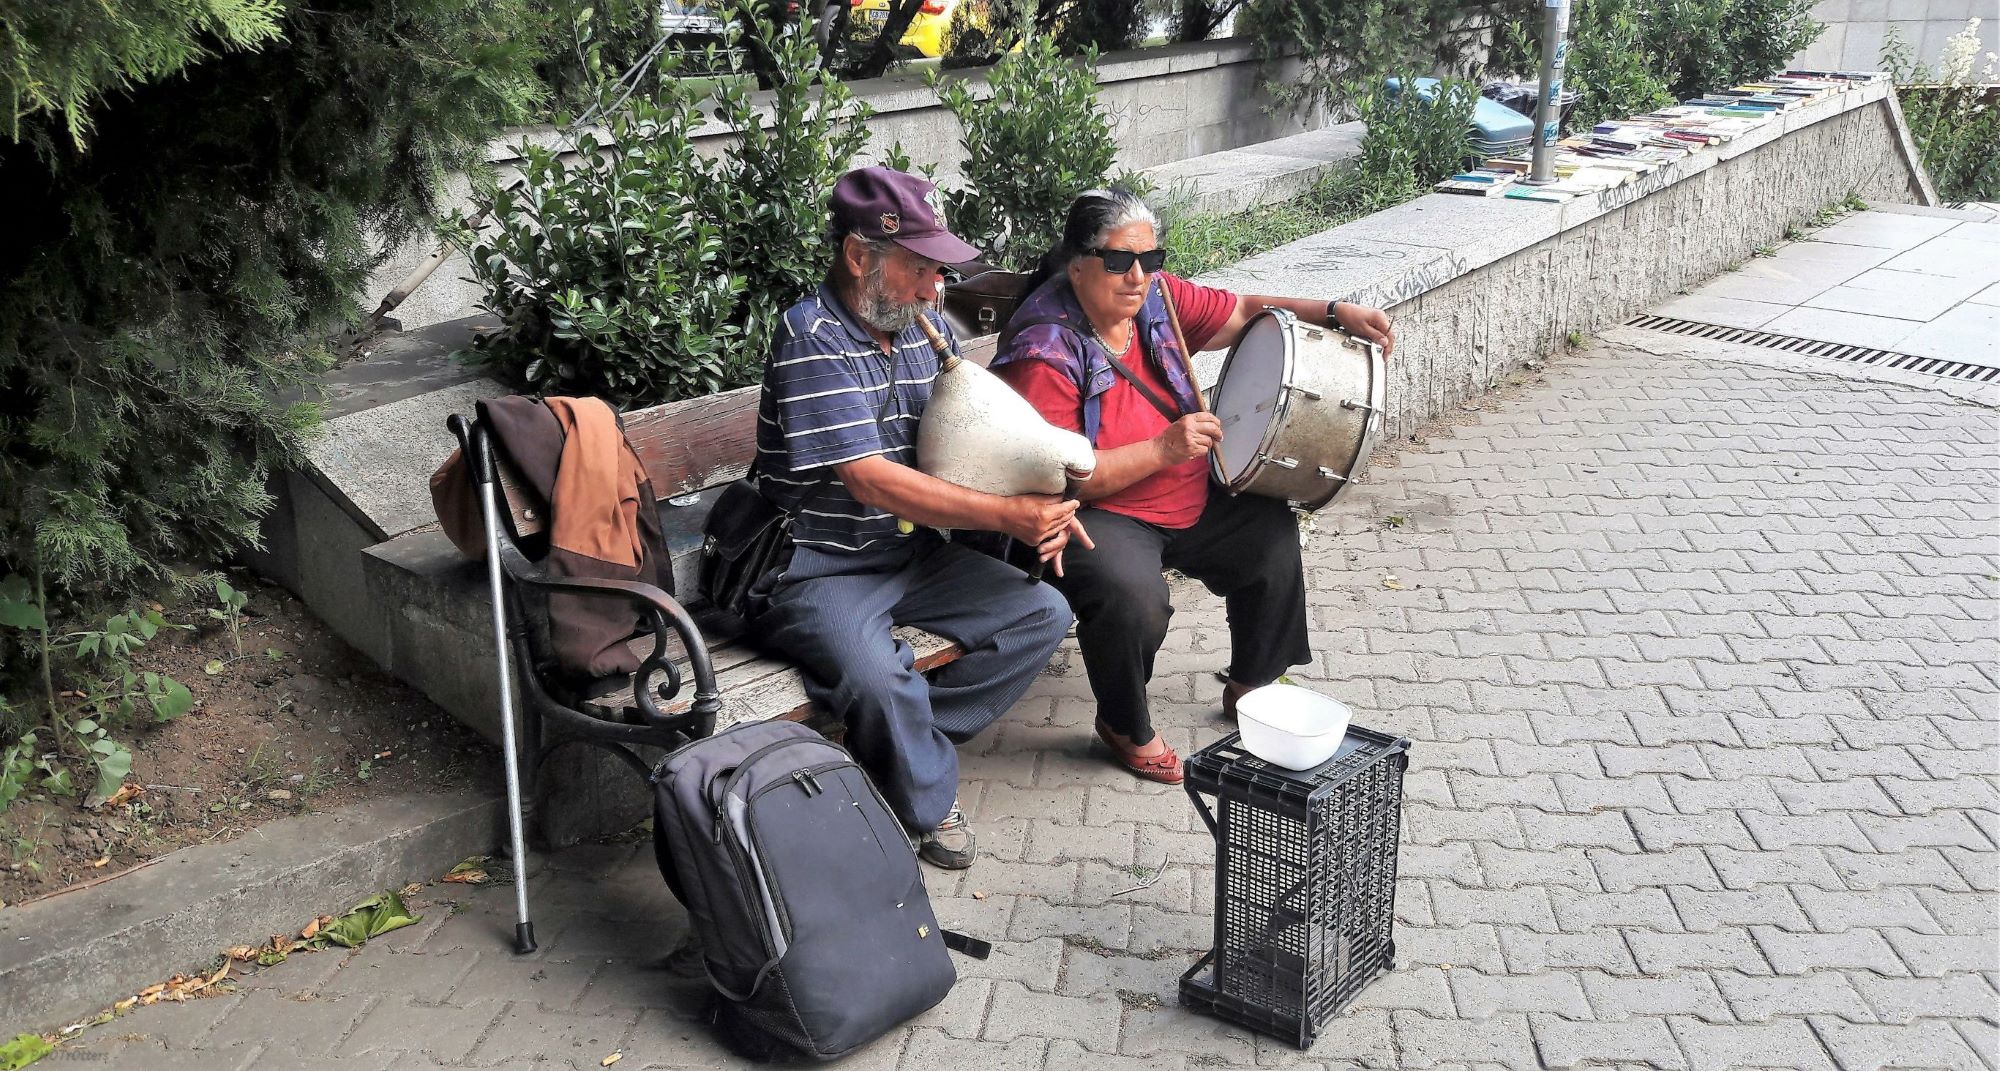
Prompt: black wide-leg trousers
<box><xmin>1049</xmin><ymin>489</ymin><xmax>1312</xmax><ymax>746</ymax></box>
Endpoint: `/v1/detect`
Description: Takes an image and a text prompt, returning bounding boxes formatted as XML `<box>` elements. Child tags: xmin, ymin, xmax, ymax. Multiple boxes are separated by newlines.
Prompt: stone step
<box><xmin>1140</xmin><ymin>122</ymin><xmax>1364</xmax><ymax>218</ymax></box>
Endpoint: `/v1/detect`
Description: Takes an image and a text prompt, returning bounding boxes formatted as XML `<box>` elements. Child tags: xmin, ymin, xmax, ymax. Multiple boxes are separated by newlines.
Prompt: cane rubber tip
<box><xmin>515</xmin><ymin>922</ymin><xmax>538</xmax><ymax>954</ymax></box>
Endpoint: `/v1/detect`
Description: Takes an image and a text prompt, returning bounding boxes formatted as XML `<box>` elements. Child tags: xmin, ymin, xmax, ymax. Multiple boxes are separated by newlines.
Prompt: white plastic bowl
<box><xmin>1235</xmin><ymin>684</ymin><xmax>1354</xmax><ymax>771</ymax></box>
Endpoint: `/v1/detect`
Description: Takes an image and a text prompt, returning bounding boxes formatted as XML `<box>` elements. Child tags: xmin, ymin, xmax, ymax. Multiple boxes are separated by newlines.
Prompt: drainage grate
<box><xmin>1624</xmin><ymin>314</ymin><xmax>2000</xmax><ymax>385</ymax></box>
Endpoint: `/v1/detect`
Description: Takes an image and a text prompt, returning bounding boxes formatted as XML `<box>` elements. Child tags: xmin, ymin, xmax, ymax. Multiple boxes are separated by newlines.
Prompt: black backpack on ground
<box><xmin>650</xmin><ymin>720</ymin><xmax>988</xmax><ymax>1060</ymax></box>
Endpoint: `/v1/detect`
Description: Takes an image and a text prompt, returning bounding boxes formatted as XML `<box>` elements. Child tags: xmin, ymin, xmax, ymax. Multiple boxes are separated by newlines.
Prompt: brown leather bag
<box><xmin>941</xmin><ymin>262</ymin><xmax>1035</xmax><ymax>340</ymax></box>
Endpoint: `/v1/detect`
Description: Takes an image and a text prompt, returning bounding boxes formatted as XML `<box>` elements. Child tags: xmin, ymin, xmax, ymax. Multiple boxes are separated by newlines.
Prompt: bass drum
<box><xmin>1208</xmin><ymin>308</ymin><xmax>1386</xmax><ymax>511</ymax></box>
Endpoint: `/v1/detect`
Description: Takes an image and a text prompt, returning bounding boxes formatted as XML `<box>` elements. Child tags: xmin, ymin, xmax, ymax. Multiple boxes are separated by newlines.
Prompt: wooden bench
<box><xmin>460</xmin><ymin>381</ymin><xmax>970</xmax><ymax>796</ymax></box>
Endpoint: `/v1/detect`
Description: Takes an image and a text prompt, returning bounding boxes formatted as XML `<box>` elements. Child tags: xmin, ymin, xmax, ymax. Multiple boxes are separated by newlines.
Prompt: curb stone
<box><xmin>0</xmin><ymin>790</ymin><xmax>500</xmax><ymax>1032</ymax></box>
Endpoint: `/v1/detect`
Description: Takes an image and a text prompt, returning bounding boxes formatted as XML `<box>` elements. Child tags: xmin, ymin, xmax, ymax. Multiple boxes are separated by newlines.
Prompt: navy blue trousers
<box><xmin>752</xmin><ymin>532</ymin><xmax>1072</xmax><ymax>831</ymax></box>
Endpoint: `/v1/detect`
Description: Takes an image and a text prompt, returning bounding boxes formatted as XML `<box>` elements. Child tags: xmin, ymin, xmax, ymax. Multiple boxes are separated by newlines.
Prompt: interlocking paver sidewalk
<box><xmin>62</xmin><ymin>329</ymin><xmax>1998</xmax><ymax>1068</ymax></box>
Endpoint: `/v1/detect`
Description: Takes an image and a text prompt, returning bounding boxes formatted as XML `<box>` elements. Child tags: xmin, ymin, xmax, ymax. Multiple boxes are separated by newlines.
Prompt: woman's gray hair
<box><xmin>1029</xmin><ymin>188</ymin><xmax>1160</xmax><ymax>291</ymax></box>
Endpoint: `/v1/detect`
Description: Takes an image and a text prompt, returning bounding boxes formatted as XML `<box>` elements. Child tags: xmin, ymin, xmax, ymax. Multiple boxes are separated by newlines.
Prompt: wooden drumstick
<box><xmin>1155</xmin><ymin>277</ymin><xmax>1208</xmax><ymax>413</ymax></box>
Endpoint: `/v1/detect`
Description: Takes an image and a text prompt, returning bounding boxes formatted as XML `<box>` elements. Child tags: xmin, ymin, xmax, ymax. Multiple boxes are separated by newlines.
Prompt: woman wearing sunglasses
<box><xmin>987</xmin><ymin>188</ymin><xmax>1395</xmax><ymax>784</ymax></box>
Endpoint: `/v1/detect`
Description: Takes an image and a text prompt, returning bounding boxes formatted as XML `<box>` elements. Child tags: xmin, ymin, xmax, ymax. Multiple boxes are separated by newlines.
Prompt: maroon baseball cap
<box><xmin>830</xmin><ymin>167</ymin><xmax>980</xmax><ymax>265</ymax></box>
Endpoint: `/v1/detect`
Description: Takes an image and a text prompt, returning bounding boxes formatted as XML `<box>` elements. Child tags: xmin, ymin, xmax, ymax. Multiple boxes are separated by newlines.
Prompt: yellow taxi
<box><xmin>846</xmin><ymin>0</ymin><xmax>993</xmax><ymax>58</ymax></box>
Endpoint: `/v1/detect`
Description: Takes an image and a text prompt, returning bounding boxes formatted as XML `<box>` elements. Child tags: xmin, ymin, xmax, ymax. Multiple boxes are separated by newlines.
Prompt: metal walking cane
<box><xmin>1524</xmin><ymin>0</ymin><xmax>1574</xmax><ymax>186</ymax></box>
<box><xmin>449</xmin><ymin>414</ymin><xmax>539</xmax><ymax>954</ymax></box>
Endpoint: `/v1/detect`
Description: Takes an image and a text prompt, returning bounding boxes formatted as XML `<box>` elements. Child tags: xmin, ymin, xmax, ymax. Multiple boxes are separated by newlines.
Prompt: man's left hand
<box><xmin>1038</xmin><ymin>514</ymin><xmax>1094</xmax><ymax>578</ymax></box>
<box><xmin>1334</xmin><ymin>302</ymin><xmax>1396</xmax><ymax>358</ymax></box>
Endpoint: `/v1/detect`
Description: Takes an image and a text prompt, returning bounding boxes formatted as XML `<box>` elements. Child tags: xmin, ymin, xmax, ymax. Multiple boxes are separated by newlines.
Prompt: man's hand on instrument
<box><xmin>1333</xmin><ymin>301</ymin><xmax>1396</xmax><ymax>358</ymax></box>
<box><xmin>1003</xmin><ymin>494</ymin><xmax>1082</xmax><ymax>550</ymax></box>
<box><xmin>1156</xmin><ymin>412</ymin><xmax>1224</xmax><ymax>465</ymax></box>
<box><xmin>1036</xmin><ymin>514</ymin><xmax>1094</xmax><ymax>578</ymax></box>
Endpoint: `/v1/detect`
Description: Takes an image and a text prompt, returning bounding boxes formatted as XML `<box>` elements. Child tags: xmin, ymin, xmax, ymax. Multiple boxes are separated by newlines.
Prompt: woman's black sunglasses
<box><xmin>1088</xmin><ymin>247</ymin><xmax>1168</xmax><ymax>274</ymax></box>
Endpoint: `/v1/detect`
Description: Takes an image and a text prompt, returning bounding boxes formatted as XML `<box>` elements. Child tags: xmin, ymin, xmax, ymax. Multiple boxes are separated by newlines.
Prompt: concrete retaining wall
<box><xmin>1201</xmin><ymin>84</ymin><xmax>1935</xmax><ymax>442</ymax></box>
<box><xmin>274</xmin><ymin>85</ymin><xmax>1933</xmax><ymax>845</ymax></box>
<box><xmin>371</xmin><ymin>39</ymin><xmax>1315</xmax><ymax>331</ymax></box>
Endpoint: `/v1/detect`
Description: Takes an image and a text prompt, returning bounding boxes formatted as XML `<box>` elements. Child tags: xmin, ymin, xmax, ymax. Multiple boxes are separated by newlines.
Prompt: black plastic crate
<box><xmin>1179</xmin><ymin>725</ymin><xmax>1410</xmax><ymax>1049</ymax></box>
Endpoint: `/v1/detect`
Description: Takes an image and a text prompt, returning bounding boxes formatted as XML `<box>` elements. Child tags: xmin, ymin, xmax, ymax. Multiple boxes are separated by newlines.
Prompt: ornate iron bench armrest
<box><xmin>507</xmin><ymin>571</ymin><xmax>722</xmax><ymax>739</ymax></box>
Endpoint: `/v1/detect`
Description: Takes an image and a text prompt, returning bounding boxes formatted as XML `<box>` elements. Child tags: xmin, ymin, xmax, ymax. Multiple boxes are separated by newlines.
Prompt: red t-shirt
<box><xmin>994</xmin><ymin>273</ymin><xmax>1237</xmax><ymax>529</ymax></box>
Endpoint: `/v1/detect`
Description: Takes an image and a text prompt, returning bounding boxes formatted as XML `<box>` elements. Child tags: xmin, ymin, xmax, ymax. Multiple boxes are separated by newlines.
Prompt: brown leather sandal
<box><xmin>1094</xmin><ymin>721</ymin><xmax>1184</xmax><ymax>785</ymax></box>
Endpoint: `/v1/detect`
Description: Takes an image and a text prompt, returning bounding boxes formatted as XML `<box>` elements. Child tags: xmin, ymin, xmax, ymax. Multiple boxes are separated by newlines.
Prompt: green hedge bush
<box><xmin>930</xmin><ymin>36</ymin><xmax>1128</xmax><ymax>270</ymax></box>
<box><xmin>458</xmin><ymin>9</ymin><xmax>871</xmax><ymax>405</ymax></box>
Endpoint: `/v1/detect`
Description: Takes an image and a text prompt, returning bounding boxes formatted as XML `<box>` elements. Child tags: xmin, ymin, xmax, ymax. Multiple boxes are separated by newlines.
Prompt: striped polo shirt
<box><xmin>753</xmin><ymin>284</ymin><xmax>949</xmax><ymax>552</ymax></box>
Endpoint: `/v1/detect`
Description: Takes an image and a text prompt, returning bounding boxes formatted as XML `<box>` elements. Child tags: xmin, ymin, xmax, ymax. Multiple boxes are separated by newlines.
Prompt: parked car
<box><xmin>847</xmin><ymin>0</ymin><xmax>993</xmax><ymax>58</ymax></box>
<box><xmin>660</xmin><ymin>0</ymin><xmax>728</xmax><ymax>41</ymax></box>
<box><xmin>659</xmin><ymin>0</ymin><xmax>815</xmax><ymax>85</ymax></box>
<box><xmin>659</xmin><ymin>0</ymin><xmax>810</xmax><ymax>49</ymax></box>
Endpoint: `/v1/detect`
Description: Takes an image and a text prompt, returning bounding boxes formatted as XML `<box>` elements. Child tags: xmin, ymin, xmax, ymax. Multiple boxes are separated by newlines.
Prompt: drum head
<box><xmin>1210</xmin><ymin>312</ymin><xmax>1290</xmax><ymax>486</ymax></box>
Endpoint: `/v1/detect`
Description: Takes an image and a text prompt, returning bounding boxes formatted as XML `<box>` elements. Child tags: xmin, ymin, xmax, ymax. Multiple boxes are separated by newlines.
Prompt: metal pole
<box><xmin>1524</xmin><ymin>0</ymin><xmax>1573</xmax><ymax>186</ymax></box>
<box><xmin>477</xmin><ymin>476</ymin><xmax>538</xmax><ymax>955</ymax></box>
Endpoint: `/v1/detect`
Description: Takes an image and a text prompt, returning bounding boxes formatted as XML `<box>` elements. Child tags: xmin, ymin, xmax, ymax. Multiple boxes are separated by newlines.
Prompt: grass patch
<box><xmin>1163</xmin><ymin>165</ymin><xmax>1424</xmax><ymax>278</ymax></box>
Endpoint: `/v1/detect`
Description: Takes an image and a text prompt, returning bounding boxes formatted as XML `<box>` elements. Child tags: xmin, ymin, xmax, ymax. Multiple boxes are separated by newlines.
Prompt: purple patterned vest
<box><xmin>989</xmin><ymin>274</ymin><xmax>1199</xmax><ymax>446</ymax></box>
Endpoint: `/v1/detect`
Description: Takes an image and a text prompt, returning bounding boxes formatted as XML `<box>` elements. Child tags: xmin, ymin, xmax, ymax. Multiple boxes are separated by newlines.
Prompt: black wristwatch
<box><xmin>1324</xmin><ymin>300</ymin><xmax>1342</xmax><ymax>327</ymax></box>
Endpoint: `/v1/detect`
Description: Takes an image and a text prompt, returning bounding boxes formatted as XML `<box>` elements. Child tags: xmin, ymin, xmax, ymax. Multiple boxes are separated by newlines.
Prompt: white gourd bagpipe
<box><xmin>912</xmin><ymin>312</ymin><xmax>1094</xmax><ymax>579</ymax></box>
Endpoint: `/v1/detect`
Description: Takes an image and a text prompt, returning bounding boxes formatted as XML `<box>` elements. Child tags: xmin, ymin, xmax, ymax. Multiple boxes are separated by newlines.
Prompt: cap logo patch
<box><xmin>880</xmin><ymin>212</ymin><xmax>900</xmax><ymax>234</ymax></box>
<box><xmin>923</xmin><ymin>187</ymin><xmax>946</xmax><ymax>226</ymax></box>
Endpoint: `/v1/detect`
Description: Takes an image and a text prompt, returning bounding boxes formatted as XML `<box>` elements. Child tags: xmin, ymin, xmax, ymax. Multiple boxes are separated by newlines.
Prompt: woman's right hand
<box><xmin>1155</xmin><ymin>412</ymin><xmax>1224</xmax><ymax>464</ymax></box>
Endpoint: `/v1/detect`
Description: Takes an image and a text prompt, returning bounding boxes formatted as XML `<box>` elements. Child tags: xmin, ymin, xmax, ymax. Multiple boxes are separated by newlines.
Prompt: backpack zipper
<box><xmin>706</xmin><ymin>736</ymin><xmax>836</xmax><ymax>843</ymax></box>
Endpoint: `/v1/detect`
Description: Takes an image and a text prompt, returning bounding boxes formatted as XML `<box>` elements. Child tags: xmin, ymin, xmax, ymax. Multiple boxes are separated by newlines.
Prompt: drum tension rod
<box><xmin>1341</xmin><ymin>399</ymin><xmax>1378</xmax><ymax>414</ymax></box>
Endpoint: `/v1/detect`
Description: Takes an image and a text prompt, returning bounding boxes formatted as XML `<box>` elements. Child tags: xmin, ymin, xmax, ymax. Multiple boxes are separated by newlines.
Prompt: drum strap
<box><xmin>999</xmin><ymin>315</ymin><xmax>1189</xmax><ymax>432</ymax></box>
<box><xmin>1103</xmin><ymin>351</ymin><xmax>1188</xmax><ymax>425</ymax></box>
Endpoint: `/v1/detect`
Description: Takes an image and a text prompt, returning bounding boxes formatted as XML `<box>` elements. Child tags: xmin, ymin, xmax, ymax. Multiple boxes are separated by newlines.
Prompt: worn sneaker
<box><xmin>917</xmin><ymin>804</ymin><xmax>976</xmax><ymax>869</ymax></box>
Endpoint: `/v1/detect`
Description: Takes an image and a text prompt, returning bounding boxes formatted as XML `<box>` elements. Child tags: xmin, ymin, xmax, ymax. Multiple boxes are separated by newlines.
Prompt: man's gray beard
<box><xmin>857</xmin><ymin>258</ymin><xmax>923</xmax><ymax>334</ymax></box>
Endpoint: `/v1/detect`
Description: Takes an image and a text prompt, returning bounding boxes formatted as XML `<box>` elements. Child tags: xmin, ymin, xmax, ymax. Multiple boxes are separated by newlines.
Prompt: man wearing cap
<box><xmin>746</xmin><ymin>167</ymin><xmax>1089</xmax><ymax>869</ymax></box>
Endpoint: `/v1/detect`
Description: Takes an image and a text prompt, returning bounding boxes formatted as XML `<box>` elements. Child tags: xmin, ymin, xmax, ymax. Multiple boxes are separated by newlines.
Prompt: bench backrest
<box><xmin>496</xmin><ymin>383</ymin><xmax>761</xmax><ymax>538</ymax></box>
<box><xmin>493</xmin><ymin>333</ymin><xmax>997</xmax><ymax>539</ymax></box>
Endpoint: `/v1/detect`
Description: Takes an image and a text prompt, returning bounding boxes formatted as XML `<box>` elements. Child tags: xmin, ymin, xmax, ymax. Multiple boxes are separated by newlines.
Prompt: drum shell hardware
<box><xmin>1208</xmin><ymin>309</ymin><xmax>1386</xmax><ymax>511</ymax></box>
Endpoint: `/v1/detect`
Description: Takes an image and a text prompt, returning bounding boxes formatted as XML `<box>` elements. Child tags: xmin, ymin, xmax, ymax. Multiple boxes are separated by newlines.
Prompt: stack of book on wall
<box><xmin>1439</xmin><ymin>70</ymin><xmax>1885</xmax><ymax>202</ymax></box>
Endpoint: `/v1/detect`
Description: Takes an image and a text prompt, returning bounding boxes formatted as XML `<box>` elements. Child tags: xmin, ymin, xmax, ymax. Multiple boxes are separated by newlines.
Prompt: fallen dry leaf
<box><xmin>226</xmin><ymin>946</ymin><xmax>258</xmax><ymax>961</ymax></box>
<box><xmin>208</xmin><ymin>962</ymin><xmax>230</xmax><ymax>985</ymax></box>
<box><xmin>91</xmin><ymin>856</ymin><xmax>110</xmax><ymax>869</ymax></box>
<box><xmin>300</xmin><ymin>917</ymin><xmax>328</xmax><ymax>941</ymax></box>
<box><xmin>399</xmin><ymin>882</ymin><xmax>425</xmax><ymax>897</ymax></box>
<box><xmin>114</xmin><ymin>997</ymin><xmax>137</xmax><ymax>1012</ymax></box>
<box><xmin>97</xmin><ymin>783</ymin><xmax>145</xmax><ymax>810</ymax></box>
<box><xmin>1381</xmin><ymin>575</ymin><xmax>1406</xmax><ymax>590</ymax></box>
<box><xmin>443</xmin><ymin>859</ymin><xmax>489</xmax><ymax>884</ymax></box>
<box><xmin>602</xmin><ymin>1052</ymin><xmax>622</xmax><ymax>1066</ymax></box>
<box><xmin>137</xmin><ymin>984</ymin><xmax>166</xmax><ymax>999</ymax></box>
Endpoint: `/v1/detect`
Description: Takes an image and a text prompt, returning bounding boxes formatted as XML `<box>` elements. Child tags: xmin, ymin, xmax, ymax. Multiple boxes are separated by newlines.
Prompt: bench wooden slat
<box><xmin>620</xmin><ymin>384</ymin><xmax>760</xmax><ymax>496</ymax></box>
<box><xmin>491</xmin><ymin>385</ymin><xmax>761</xmax><ymax>539</ymax></box>
<box><xmin>585</xmin><ymin>625</ymin><xmax>964</xmax><ymax>723</ymax></box>
<box><xmin>716</xmin><ymin>627</ymin><xmax>969</xmax><ymax>733</ymax></box>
